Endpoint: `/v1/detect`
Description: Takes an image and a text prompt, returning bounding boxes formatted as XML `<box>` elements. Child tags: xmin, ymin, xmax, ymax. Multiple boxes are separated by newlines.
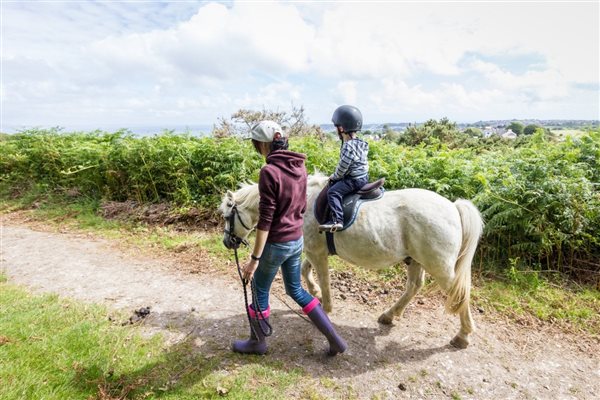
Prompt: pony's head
<box><xmin>219</xmin><ymin>183</ymin><xmax>260</xmax><ymax>249</ymax></box>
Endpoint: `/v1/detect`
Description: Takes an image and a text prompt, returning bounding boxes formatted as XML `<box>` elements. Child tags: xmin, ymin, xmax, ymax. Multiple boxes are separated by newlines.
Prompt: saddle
<box><xmin>314</xmin><ymin>178</ymin><xmax>385</xmax><ymax>232</ymax></box>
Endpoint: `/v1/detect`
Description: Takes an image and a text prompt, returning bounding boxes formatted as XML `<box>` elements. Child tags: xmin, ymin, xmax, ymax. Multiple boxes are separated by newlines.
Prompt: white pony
<box><xmin>220</xmin><ymin>173</ymin><xmax>484</xmax><ymax>348</ymax></box>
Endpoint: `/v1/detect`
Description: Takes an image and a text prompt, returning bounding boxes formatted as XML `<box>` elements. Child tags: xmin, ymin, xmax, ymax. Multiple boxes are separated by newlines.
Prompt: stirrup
<box><xmin>318</xmin><ymin>222</ymin><xmax>342</xmax><ymax>232</ymax></box>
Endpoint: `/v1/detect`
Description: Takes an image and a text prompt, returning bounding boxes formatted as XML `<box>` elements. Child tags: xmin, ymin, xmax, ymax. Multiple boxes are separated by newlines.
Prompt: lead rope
<box><xmin>273</xmin><ymin>292</ymin><xmax>312</xmax><ymax>323</ymax></box>
<box><xmin>234</xmin><ymin>246</ymin><xmax>272</xmax><ymax>337</ymax></box>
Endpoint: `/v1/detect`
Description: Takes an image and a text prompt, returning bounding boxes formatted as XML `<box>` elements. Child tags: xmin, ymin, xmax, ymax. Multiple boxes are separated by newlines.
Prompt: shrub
<box><xmin>1</xmin><ymin>128</ymin><xmax>598</xmax><ymax>277</ymax></box>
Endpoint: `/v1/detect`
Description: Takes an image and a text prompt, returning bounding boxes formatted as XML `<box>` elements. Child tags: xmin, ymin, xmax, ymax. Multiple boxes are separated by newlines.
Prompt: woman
<box><xmin>233</xmin><ymin>120</ymin><xmax>347</xmax><ymax>356</ymax></box>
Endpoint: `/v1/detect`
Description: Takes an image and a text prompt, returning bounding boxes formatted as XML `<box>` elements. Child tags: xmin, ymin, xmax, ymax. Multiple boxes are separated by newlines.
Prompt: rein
<box><xmin>226</xmin><ymin>204</ymin><xmax>311</xmax><ymax>332</ymax></box>
<box><xmin>233</xmin><ymin>205</ymin><xmax>253</xmax><ymax>231</ymax></box>
<box><xmin>233</xmin><ymin>247</ymin><xmax>272</xmax><ymax>337</ymax></box>
<box><xmin>227</xmin><ymin>205</ymin><xmax>272</xmax><ymax>337</ymax></box>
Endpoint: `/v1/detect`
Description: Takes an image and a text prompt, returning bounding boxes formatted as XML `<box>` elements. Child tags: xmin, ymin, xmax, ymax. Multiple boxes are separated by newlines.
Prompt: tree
<box><xmin>464</xmin><ymin>127</ymin><xmax>483</xmax><ymax>138</ymax></box>
<box><xmin>212</xmin><ymin>104</ymin><xmax>324</xmax><ymax>138</ymax></box>
<box><xmin>507</xmin><ymin>121</ymin><xmax>524</xmax><ymax>135</ymax></box>
<box><xmin>381</xmin><ymin>124</ymin><xmax>401</xmax><ymax>142</ymax></box>
<box><xmin>523</xmin><ymin>124</ymin><xmax>540</xmax><ymax>136</ymax></box>
<box><xmin>397</xmin><ymin>118</ymin><xmax>465</xmax><ymax>147</ymax></box>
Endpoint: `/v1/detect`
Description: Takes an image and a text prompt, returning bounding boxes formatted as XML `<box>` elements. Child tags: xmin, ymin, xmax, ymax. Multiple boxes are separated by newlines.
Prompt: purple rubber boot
<box><xmin>303</xmin><ymin>298</ymin><xmax>347</xmax><ymax>356</ymax></box>
<box><xmin>232</xmin><ymin>305</ymin><xmax>270</xmax><ymax>355</ymax></box>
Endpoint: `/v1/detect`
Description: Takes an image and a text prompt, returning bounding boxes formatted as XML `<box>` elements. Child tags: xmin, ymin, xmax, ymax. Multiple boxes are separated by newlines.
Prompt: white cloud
<box><xmin>233</xmin><ymin>81</ymin><xmax>303</xmax><ymax>111</ymax></box>
<box><xmin>2</xmin><ymin>0</ymin><xmax>598</xmax><ymax>129</ymax></box>
<box><xmin>335</xmin><ymin>81</ymin><xmax>358</xmax><ymax>105</ymax></box>
<box><xmin>89</xmin><ymin>1</ymin><xmax>315</xmax><ymax>81</ymax></box>
<box><xmin>469</xmin><ymin>60</ymin><xmax>570</xmax><ymax>101</ymax></box>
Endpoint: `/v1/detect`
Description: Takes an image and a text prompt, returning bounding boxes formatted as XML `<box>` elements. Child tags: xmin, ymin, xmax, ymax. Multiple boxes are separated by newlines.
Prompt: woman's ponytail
<box><xmin>270</xmin><ymin>137</ymin><xmax>289</xmax><ymax>152</ymax></box>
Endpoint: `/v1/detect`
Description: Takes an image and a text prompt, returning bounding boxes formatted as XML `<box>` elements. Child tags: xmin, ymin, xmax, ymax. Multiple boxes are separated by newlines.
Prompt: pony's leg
<box><xmin>428</xmin><ymin>266</ymin><xmax>474</xmax><ymax>349</ymax></box>
<box><xmin>301</xmin><ymin>258</ymin><xmax>322</xmax><ymax>299</ymax></box>
<box><xmin>450</xmin><ymin>305</ymin><xmax>475</xmax><ymax>349</ymax></box>
<box><xmin>378</xmin><ymin>261</ymin><xmax>425</xmax><ymax>325</ymax></box>
<box><xmin>307</xmin><ymin>253</ymin><xmax>333</xmax><ymax>313</ymax></box>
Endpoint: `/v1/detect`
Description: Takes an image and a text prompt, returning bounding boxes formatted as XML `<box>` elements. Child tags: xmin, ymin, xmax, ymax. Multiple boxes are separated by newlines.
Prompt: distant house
<box><xmin>363</xmin><ymin>133</ymin><xmax>381</xmax><ymax>141</ymax></box>
<box><xmin>483</xmin><ymin>126</ymin><xmax>495</xmax><ymax>137</ymax></box>
<box><xmin>481</xmin><ymin>126</ymin><xmax>517</xmax><ymax>139</ymax></box>
<box><xmin>501</xmin><ymin>129</ymin><xmax>517</xmax><ymax>139</ymax></box>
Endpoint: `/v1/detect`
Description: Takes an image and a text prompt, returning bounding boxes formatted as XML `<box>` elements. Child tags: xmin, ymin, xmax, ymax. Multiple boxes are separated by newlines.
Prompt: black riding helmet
<box><xmin>332</xmin><ymin>105</ymin><xmax>362</xmax><ymax>133</ymax></box>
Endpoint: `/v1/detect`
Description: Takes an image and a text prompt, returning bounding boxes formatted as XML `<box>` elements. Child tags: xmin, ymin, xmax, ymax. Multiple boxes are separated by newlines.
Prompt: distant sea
<box><xmin>2</xmin><ymin>123</ymin><xmax>403</xmax><ymax>136</ymax></box>
<box><xmin>2</xmin><ymin>124</ymin><xmax>216</xmax><ymax>136</ymax></box>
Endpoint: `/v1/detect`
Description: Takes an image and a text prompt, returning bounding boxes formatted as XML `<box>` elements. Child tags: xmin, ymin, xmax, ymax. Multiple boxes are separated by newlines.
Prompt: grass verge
<box><xmin>0</xmin><ymin>275</ymin><xmax>305</xmax><ymax>400</ymax></box>
<box><xmin>473</xmin><ymin>272</ymin><xmax>600</xmax><ymax>335</ymax></box>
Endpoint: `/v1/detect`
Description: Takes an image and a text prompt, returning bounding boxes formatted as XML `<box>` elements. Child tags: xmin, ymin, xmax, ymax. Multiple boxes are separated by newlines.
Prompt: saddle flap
<box><xmin>314</xmin><ymin>185</ymin><xmax>330</xmax><ymax>225</ymax></box>
<box><xmin>357</xmin><ymin>178</ymin><xmax>385</xmax><ymax>195</ymax></box>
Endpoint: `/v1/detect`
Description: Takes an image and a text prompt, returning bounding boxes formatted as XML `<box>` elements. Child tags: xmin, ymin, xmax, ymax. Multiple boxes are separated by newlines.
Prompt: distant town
<box><xmin>334</xmin><ymin>119</ymin><xmax>600</xmax><ymax>140</ymax></box>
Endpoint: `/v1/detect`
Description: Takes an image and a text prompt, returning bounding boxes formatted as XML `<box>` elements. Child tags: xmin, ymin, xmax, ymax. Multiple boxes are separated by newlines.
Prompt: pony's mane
<box><xmin>308</xmin><ymin>171</ymin><xmax>329</xmax><ymax>190</ymax></box>
<box><xmin>233</xmin><ymin>182</ymin><xmax>260</xmax><ymax>209</ymax></box>
<box><xmin>218</xmin><ymin>182</ymin><xmax>259</xmax><ymax>215</ymax></box>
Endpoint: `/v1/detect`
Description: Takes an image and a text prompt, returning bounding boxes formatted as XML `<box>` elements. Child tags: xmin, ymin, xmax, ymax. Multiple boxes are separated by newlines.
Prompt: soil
<box><xmin>1</xmin><ymin>215</ymin><xmax>599</xmax><ymax>399</ymax></box>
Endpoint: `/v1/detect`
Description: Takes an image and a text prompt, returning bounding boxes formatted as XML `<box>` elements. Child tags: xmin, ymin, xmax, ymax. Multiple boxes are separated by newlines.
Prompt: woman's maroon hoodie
<box><xmin>257</xmin><ymin>150</ymin><xmax>307</xmax><ymax>243</ymax></box>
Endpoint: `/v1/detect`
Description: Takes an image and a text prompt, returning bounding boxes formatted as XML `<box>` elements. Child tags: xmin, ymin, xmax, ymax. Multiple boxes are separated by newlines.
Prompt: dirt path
<box><xmin>2</xmin><ymin>222</ymin><xmax>599</xmax><ymax>399</ymax></box>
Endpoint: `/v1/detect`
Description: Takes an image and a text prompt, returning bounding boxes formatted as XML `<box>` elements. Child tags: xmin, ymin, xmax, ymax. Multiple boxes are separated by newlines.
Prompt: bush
<box><xmin>1</xmin><ymin>128</ymin><xmax>599</xmax><ymax>277</ymax></box>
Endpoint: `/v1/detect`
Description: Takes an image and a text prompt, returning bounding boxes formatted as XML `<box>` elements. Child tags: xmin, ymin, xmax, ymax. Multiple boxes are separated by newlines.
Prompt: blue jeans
<box><xmin>327</xmin><ymin>176</ymin><xmax>369</xmax><ymax>223</ymax></box>
<box><xmin>253</xmin><ymin>237</ymin><xmax>314</xmax><ymax>311</ymax></box>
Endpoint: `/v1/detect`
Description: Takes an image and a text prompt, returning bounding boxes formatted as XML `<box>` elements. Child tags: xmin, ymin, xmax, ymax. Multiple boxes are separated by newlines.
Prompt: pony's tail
<box><xmin>445</xmin><ymin>199</ymin><xmax>484</xmax><ymax>315</ymax></box>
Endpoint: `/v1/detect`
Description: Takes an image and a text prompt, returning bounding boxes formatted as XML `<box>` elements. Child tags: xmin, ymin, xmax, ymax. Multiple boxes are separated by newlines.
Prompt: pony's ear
<box><xmin>226</xmin><ymin>190</ymin><xmax>233</xmax><ymax>199</ymax></box>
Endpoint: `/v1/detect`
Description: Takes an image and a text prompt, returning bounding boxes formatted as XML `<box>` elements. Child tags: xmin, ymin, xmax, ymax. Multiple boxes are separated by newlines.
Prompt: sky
<box><xmin>1</xmin><ymin>0</ymin><xmax>599</xmax><ymax>132</ymax></box>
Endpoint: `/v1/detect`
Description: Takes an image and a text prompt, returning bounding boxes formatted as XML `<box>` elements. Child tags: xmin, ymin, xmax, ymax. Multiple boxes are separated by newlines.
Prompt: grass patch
<box><xmin>473</xmin><ymin>272</ymin><xmax>600</xmax><ymax>336</ymax></box>
<box><xmin>0</xmin><ymin>277</ymin><xmax>304</xmax><ymax>400</ymax></box>
<box><xmin>1</xmin><ymin>190</ymin><xmax>215</xmax><ymax>251</ymax></box>
<box><xmin>1</xmin><ymin>189</ymin><xmax>128</xmax><ymax>235</ymax></box>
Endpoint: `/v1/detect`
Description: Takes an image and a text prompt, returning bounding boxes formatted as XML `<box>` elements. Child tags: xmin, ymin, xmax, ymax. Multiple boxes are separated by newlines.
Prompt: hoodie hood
<box><xmin>266</xmin><ymin>150</ymin><xmax>306</xmax><ymax>179</ymax></box>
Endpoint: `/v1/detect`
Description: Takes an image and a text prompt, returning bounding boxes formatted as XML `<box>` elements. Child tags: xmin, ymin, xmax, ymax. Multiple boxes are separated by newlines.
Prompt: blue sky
<box><xmin>2</xmin><ymin>0</ymin><xmax>599</xmax><ymax>131</ymax></box>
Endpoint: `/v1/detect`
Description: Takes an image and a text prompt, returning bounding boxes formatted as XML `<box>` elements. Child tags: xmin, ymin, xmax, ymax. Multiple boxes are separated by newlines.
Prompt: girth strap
<box><xmin>326</xmin><ymin>231</ymin><xmax>337</xmax><ymax>255</ymax></box>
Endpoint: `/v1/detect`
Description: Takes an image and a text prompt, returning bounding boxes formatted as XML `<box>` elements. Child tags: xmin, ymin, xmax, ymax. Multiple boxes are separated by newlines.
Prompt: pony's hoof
<box><xmin>450</xmin><ymin>335</ymin><xmax>469</xmax><ymax>349</ymax></box>
<box><xmin>378</xmin><ymin>313</ymin><xmax>393</xmax><ymax>325</ymax></box>
<box><xmin>323</xmin><ymin>303</ymin><xmax>333</xmax><ymax>313</ymax></box>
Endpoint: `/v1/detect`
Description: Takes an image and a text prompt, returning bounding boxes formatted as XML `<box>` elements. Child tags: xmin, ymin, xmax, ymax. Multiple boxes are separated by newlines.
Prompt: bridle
<box><xmin>224</xmin><ymin>204</ymin><xmax>252</xmax><ymax>249</ymax></box>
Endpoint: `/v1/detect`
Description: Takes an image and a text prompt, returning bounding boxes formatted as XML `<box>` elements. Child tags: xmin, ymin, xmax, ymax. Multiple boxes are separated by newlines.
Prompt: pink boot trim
<box><xmin>302</xmin><ymin>298</ymin><xmax>320</xmax><ymax>314</ymax></box>
<box><xmin>249</xmin><ymin>305</ymin><xmax>270</xmax><ymax>319</ymax></box>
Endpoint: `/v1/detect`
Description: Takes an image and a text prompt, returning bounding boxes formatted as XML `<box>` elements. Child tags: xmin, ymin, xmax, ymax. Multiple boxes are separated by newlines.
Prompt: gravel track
<box><xmin>2</xmin><ymin>222</ymin><xmax>599</xmax><ymax>399</ymax></box>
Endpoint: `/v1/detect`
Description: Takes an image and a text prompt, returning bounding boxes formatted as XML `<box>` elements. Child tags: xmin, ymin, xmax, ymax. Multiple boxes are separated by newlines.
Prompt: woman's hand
<box><xmin>242</xmin><ymin>258</ymin><xmax>259</xmax><ymax>283</ymax></box>
<box><xmin>243</xmin><ymin>229</ymin><xmax>268</xmax><ymax>283</ymax></box>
